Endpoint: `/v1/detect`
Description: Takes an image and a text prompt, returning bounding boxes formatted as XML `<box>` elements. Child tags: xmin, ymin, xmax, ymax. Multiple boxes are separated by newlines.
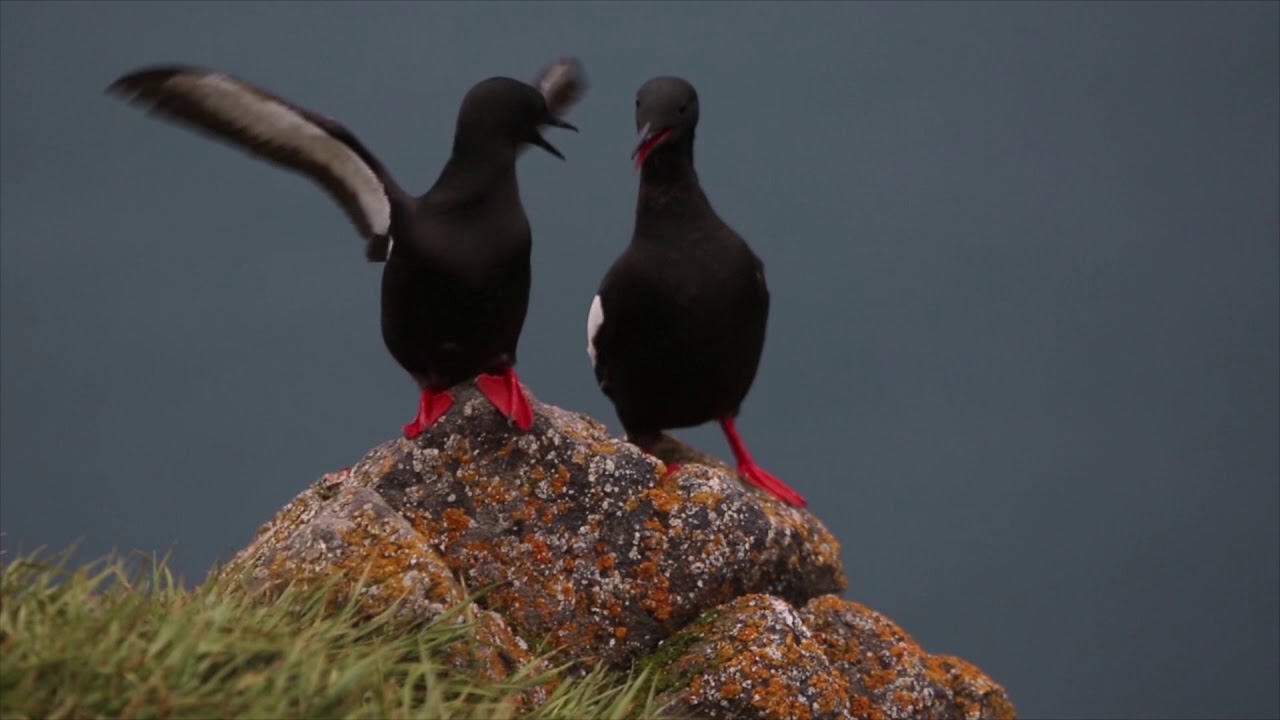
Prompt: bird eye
<box><xmin>678</xmin><ymin>103</ymin><xmax>688</xmax><ymax>114</ymax></box>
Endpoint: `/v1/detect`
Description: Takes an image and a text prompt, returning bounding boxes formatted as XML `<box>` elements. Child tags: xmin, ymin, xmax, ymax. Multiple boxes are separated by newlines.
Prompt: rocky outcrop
<box><xmin>647</xmin><ymin>594</ymin><xmax>1015</xmax><ymax>720</ymax></box>
<box><xmin>217</xmin><ymin>381</ymin><xmax>1013</xmax><ymax>718</ymax></box>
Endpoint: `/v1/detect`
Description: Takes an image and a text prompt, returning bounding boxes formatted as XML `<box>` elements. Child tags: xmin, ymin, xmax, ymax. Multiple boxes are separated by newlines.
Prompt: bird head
<box><xmin>631</xmin><ymin>76</ymin><xmax>699</xmax><ymax>171</ymax></box>
<box><xmin>457</xmin><ymin>77</ymin><xmax>577</xmax><ymax>160</ymax></box>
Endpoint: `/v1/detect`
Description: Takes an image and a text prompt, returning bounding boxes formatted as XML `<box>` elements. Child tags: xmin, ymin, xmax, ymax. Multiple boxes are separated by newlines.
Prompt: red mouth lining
<box><xmin>634</xmin><ymin>127</ymin><xmax>673</xmax><ymax>169</ymax></box>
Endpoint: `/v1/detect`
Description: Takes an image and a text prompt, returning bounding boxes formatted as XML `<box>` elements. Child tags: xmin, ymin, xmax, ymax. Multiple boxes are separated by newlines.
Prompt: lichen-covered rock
<box><xmin>218</xmin><ymin>466</ymin><xmax>547</xmax><ymax>689</ymax></box>
<box><xmin>216</xmin><ymin>383</ymin><xmax>1014</xmax><ymax>716</ymax></box>
<box><xmin>219</xmin><ymin>382</ymin><xmax>845</xmax><ymax>670</ymax></box>
<box><xmin>651</xmin><ymin>594</ymin><xmax>1015</xmax><ymax>720</ymax></box>
<box><xmin>799</xmin><ymin>596</ymin><xmax>1014</xmax><ymax>720</ymax></box>
<box><xmin>226</xmin><ymin>471</ymin><xmax>464</xmax><ymax>619</ymax></box>
<box><xmin>650</xmin><ymin>594</ymin><xmax>852</xmax><ymax>720</ymax></box>
<box><xmin>442</xmin><ymin>605</ymin><xmax>553</xmax><ymax>704</ymax></box>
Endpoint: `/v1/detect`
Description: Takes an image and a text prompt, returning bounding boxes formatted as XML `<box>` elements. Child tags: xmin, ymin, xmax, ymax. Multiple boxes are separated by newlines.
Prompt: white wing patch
<box><xmin>586</xmin><ymin>294</ymin><xmax>605</xmax><ymax>368</ymax></box>
<box><xmin>165</xmin><ymin>74</ymin><xmax>391</xmax><ymax>237</ymax></box>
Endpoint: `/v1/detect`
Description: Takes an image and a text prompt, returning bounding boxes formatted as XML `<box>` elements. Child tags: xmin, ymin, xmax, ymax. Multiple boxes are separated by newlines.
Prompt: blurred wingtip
<box><xmin>535</xmin><ymin>56</ymin><xmax>588</xmax><ymax>117</ymax></box>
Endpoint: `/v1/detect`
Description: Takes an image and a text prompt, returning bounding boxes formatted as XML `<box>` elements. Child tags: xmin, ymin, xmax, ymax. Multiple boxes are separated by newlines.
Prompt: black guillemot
<box><xmin>109</xmin><ymin>58</ymin><xmax>585</xmax><ymax>438</ymax></box>
<box><xmin>587</xmin><ymin>76</ymin><xmax>806</xmax><ymax>508</ymax></box>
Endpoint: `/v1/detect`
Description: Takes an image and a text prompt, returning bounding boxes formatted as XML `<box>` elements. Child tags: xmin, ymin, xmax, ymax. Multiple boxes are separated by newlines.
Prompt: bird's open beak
<box><xmin>545</xmin><ymin>116</ymin><xmax>578</xmax><ymax>132</ymax></box>
<box><xmin>631</xmin><ymin>122</ymin><xmax>673</xmax><ymax>170</ymax></box>
<box><xmin>532</xmin><ymin>116</ymin><xmax>577</xmax><ymax>160</ymax></box>
<box><xmin>531</xmin><ymin>133</ymin><xmax>565</xmax><ymax>160</ymax></box>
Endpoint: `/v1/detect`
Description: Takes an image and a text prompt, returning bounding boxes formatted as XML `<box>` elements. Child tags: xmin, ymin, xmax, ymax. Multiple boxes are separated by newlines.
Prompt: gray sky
<box><xmin>2</xmin><ymin>2</ymin><xmax>1276</xmax><ymax>718</ymax></box>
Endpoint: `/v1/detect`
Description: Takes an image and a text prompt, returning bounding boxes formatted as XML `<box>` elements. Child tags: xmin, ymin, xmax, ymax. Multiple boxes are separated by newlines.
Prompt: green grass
<box><xmin>0</xmin><ymin>550</ymin><xmax>669</xmax><ymax>720</ymax></box>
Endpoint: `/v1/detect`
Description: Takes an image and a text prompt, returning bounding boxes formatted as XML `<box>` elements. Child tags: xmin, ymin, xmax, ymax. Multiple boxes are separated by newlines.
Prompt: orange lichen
<box><xmin>924</xmin><ymin>655</ymin><xmax>952</xmax><ymax>687</ymax></box>
<box><xmin>557</xmin><ymin>580</ymin><xmax>575</xmax><ymax>600</ymax></box>
<box><xmin>606</xmin><ymin>599</ymin><xmax>624</xmax><ymax>619</ymax></box>
<box><xmin>526</xmin><ymin>535</ymin><xmax>552</xmax><ymax>565</ymax></box>
<box><xmin>647</xmin><ymin>585</ymin><xmax>673</xmax><ymax>621</ymax></box>
<box><xmin>635</xmin><ymin>560</ymin><xmax>658</xmax><ymax>579</ymax></box>
<box><xmin>493</xmin><ymin>440</ymin><xmax>517</xmax><ymax>460</ymax></box>
<box><xmin>889</xmin><ymin>641</ymin><xmax>909</xmax><ymax>664</ymax></box>
<box><xmin>687</xmin><ymin>674</ymin><xmax>705</xmax><ymax>696</ymax></box>
<box><xmin>862</xmin><ymin>668</ymin><xmax>897</xmax><ymax>692</ymax></box>
<box><xmin>584</xmin><ymin>437</ymin><xmax>620</xmax><ymax>456</ymax></box>
<box><xmin>689</xmin><ymin>489</ymin><xmax>722</xmax><ymax>507</ymax></box>
<box><xmin>376</xmin><ymin>455</ymin><xmax>398</xmax><ymax>476</ymax></box>
<box><xmin>645</xmin><ymin>484</ymin><xmax>681</xmax><ymax>514</ymax></box>
<box><xmin>755</xmin><ymin>675</ymin><xmax>813</xmax><ymax>720</ymax></box>
<box><xmin>934</xmin><ymin>655</ymin><xmax>1017</xmax><ymax>720</ymax></box>
<box><xmin>443</xmin><ymin>508</ymin><xmax>472</xmax><ymax>534</ymax></box>
<box><xmin>715</xmin><ymin>643</ymin><xmax>736</xmax><ymax>665</ymax></box>
<box><xmin>445</xmin><ymin>437</ymin><xmax>474</xmax><ymax>465</ymax></box>
<box><xmin>614</xmin><ymin>626</ymin><xmax>628</xmax><ymax>640</ymax></box>
<box><xmin>551</xmin><ymin>465</ymin><xmax>570</xmax><ymax>494</ymax></box>
<box><xmin>849</xmin><ymin>695</ymin><xmax>882</xmax><ymax>720</ymax></box>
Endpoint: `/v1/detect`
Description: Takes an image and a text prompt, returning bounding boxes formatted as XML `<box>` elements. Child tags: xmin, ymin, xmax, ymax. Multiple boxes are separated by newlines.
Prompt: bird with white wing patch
<box><xmin>109</xmin><ymin>58</ymin><xmax>586</xmax><ymax>437</ymax></box>
<box><xmin>588</xmin><ymin>75</ymin><xmax>806</xmax><ymax>507</ymax></box>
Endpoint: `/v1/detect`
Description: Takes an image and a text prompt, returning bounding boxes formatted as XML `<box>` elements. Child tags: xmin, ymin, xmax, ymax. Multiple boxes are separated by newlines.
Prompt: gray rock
<box><xmin>216</xmin><ymin>383</ymin><xmax>1014</xmax><ymax>717</ymax></box>
<box><xmin>219</xmin><ymin>381</ymin><xmax>846</xmax><ymax>669</ymax></box>
<box><xmin>648</xmin><ymin>594</ymin><xmax>1016</xmax><ymax>720</ymax></box>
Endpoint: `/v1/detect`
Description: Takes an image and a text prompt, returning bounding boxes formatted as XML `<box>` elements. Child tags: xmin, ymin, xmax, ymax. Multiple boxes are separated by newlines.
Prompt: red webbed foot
<box><xmin>736</xmin><ymin>459</ymin><xmax>807</xmax><ymax>507</ymax></box>
<box><xmin>403</xmin><ymin>388</ymin><xmax>454</xmax><ymax>439</ymax></box>
<box><xmin>475</xmin><ymin>368</ymin><xmax>534</xmax><ymax>430</ymax></box>
<box><xmin>719</xmin><ymin>417</ymin><xmax>807</xmax><ymax>507</ymax></box>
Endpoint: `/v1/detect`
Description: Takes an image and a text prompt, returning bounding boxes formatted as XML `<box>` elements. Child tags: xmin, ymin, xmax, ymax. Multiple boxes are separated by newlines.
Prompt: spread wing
<box><xmin>533</xmin><ymin>57</ymin><xmax>588</xmax><ymax>118</ymax></box>
<box><xmin>107</xmin><ymin>65</ymin><xmax>408</xmax><ymax>262</ymax></box>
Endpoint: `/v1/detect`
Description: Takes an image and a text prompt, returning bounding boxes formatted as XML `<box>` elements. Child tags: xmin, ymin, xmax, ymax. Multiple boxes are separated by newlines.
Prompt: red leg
<box><xmin>719</xmin><ymin>417</ymin><xmax>807</xmax><ymax>507</ymax></box>
<box><xmin>403</xmin><ymin>388</ymin><xmax>454</xmax><ymax>439</ymax></box>
<box><xmin>475</xmin><ymin>368</ymin><xmax>534</xmax><ymax>431</ymax></box>
<box><xmin>663</xmin><ymin>462</ymin><xmax>682</xmax><ymax>477</ymax></box>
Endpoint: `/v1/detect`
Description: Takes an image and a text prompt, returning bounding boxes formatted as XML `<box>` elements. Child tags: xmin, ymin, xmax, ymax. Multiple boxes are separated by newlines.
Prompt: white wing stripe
<box><xmin>166</xmin><ymin>74</ymin><xmax>391</xmax><ymax>236</ymax></box>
